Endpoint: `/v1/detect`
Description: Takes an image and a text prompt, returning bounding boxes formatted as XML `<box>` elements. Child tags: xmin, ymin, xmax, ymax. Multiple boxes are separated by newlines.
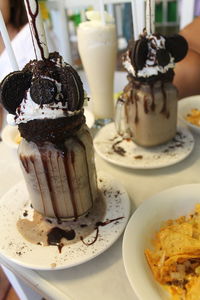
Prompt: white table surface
<box><xmin>0</xmin><ymin>125</ymin><xmax>200</xmax><ymax>300</ymax></box>
<box><xmin>1</xmin><ymin>71</ymin><xmax>200</xmax><ymax>300</ymax></box>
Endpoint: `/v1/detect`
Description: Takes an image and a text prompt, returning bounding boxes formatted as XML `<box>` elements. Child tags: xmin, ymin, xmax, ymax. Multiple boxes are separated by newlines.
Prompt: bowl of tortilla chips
<box><xmin>123</xmin><ymin>184</ymin><xmax>200</xmax><ymax>300</ymax></box>
<box><xmin>178</xmin><ymin>95</ymin><xmax>200</xmax><ymax>134</ymax></box>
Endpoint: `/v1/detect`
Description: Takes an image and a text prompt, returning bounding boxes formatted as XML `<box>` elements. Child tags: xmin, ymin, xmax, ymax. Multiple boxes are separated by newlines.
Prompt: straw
<box><xmin>146</xmin><ymin>0</ymin><xmax>155</xmax><ymax>35</ymax></box>
<box><xmin>131</xmin><ymin>0</ymin><xmax>139</xmax><ymax>40</ymax></box>
<box><xmin>24</xmin><ymin>0</ymin><xmax>49</xmax><ymax>60</ymax></box>
<box><xmin>0</xmin><ymin>10</ymin><xmax>19</xmax><ymax>71</ymax></box>
<box><xmin>99</xmin><ymin>0</ymin><xmax>106</xmax><ymax>25</ymax></box>
<box><xmin>58</xmin><ymin>0</ymin><xmax>72</xmax><ymax>64</ymax></box>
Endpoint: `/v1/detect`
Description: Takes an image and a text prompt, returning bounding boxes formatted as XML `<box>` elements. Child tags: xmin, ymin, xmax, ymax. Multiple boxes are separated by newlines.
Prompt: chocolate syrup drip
<box><xmin>63</xmin><ymin>150</ymin><xmax>78</xmax><ymax>219</ymax></box>
<box><xmin>30</xmin><ymin>155</ymin><xmax>46</xmax><ymax>214</ymax></box>
<box><xmin>150</xmin><ymin>84</ymin><xmax>155</xmax><ymax>111</ymax></box>
<box><xmin>25</xmin><ymin>0</ymin><xmax>46</xmax><ymax>60</ymax></box>
<box><xmin>134</xmin><ymin>92</ymin><xmax>139</xmax><ymax>123</ymax></box>
<box><xmin>73</xmin><ymin>137</ymin><xmax>94</xmax><ymax>207</ymax></box>
<box><xmin>40</xmin><ymin>150</ymin><xmax>60</xmax><ymax>219</ymax></box>
<box><xmin>112</xmin><ymin>140</ymin><xmax>126</xmax><ymax>156</ymax></box>
<box><xmin>124</xmin><ymin>100</ymin><xmax>130</xmax><ymax>129</ymax></box>
<box><xmin>47</xmin><ymin>227</ymin><xmax>75</xmax><ymax>253</ymax></box>
<box><xmin>144</xmin><ymin>96</ymin><xmax>149</xmax><ymax>114</ymax></box>
<box><xmin>20</xmin><ymin>155</ymin><xmax>29</xmax><ymax>173</ymax></box>
<box><xmin>80</xmin><ymin>217</ymin><xmax>124</xmax><ymax>246</ymax></box>
<box><xmin>160</xmin><ymin>82</ymin><xmax>169</xmax><ymax>117</ymax></box>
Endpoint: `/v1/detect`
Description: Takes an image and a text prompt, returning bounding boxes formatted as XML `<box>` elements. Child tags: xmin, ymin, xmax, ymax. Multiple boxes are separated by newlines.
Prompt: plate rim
<box><xmin>0</xmin><ymin>171</ymin><xmax>130</xmax><ymax>271</ymax></box>
<box><xmin>94</xmin><ymin>122</ymin><xmax>195</xmax><ymax>170</ymax></box>
<box><xmin>122</xmin><ymin>183</ymin><xmax>200</xmax><ymax>300</ymax></box>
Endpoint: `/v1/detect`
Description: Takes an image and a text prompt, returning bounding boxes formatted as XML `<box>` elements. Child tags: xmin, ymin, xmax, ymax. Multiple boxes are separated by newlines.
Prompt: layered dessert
<box><xmin>77</xmin><ymin>11</ymin><xmax>117</xmax><ymax>120</ymax></box>
<box><xmin>0</xmin><ymin>52</ymin><xmax>98</xmax><ymax>219</ymax></box>
<box><xmin>115</xmin><ymin>33</ymin><xmax>188</xmax><ymax>147</ymax></box>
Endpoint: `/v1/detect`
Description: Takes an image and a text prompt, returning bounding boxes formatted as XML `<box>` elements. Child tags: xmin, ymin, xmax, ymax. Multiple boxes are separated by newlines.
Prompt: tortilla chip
<box><xmin>159</xmin><ymin>230</ymin><xmax>200</xmax><ymax>256</ymax></box>
<box><xmin>186</xmin><ymin>276</ymin><xmax>200</xmax><ymax>300</ymax></box>
<box><xmin>145</xmin><ymin>203</ymin><xmax>200</xmax><ymax>300</ymax></box>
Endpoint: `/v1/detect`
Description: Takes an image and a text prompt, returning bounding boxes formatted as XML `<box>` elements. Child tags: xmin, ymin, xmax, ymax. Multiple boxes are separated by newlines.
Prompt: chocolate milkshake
<box><xmin>0</xmin><ymin>52</ymin><xmax>98</xmax><ymax>219</ymax></box>
<box><xmin>115</xmin><ymin>33</ymin><xmax>188</xmax><ymax>147</ymax></box>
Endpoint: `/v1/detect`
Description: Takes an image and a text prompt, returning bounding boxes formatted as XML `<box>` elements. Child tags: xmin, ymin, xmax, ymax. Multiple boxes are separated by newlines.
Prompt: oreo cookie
<box><xmin>0</xmin><ymin>71</ymin><xmax>32</xmax><ymax>114</ymax></box>
<box><xmin>130</xmin><ymin>38</ymin><xmax>148</xmax><ymax>70</ymax></box>
<box><xmin>156</xmin><ymin>49</ymin><xmax>170</xmax><ymax>67</ymax></box>
<box><xmin>165</xmin><ymin>34</ymin><xmax>188</xmax><ymax>62</ymax></box>
<box><xmin>60</xmin><ymin>65</ymin><xmax>84</xmax><ymax>111</ymax></box>
<box><xmin>30</xmin><ymin>78</ymin><xmax>57</xmax><ymax>104</ymax></box>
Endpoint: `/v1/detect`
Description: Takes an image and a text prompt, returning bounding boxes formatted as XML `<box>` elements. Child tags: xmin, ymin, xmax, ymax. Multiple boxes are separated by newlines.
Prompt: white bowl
<box><xmin>178</xmin><ymin>95</ymin><xmax>200</xmax><ymax>134</ymax></box>
<box><xmin>1</xmin><ymin>125</ymin><xmax>20</xmax><ymax>149</ymax></box>
<box><xmin>122</xmin><ymin>184</ymin><xmax>200</xmax><ymax>300</ymax></box>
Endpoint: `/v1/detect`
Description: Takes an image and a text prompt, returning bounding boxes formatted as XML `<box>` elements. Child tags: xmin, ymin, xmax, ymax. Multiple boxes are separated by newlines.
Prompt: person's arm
<box><xmin>173</xmin><ymin>17</ymin><xmax>200</xmax><ymax>99</ymax></box>
<box><xmin>174</xmin><ymin>48</ymin><xmax>200</xmax><ymax>99</ymax></box>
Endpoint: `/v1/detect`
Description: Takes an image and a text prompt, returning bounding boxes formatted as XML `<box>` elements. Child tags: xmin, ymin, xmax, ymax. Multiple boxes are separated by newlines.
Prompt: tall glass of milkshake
<box><xmin>0</xmin><ymin>0</ymin><xmax>98</xmax><ymax>220</ymax></box>
<box><xmin>115</xmin><ymin>32</ymin><xmax>188</xmax><ymax>147</ymax></box>
<box><xmin>77</xmin><ymin>11</ymin><xmax>117</xmax><ymax>123</ymax></box>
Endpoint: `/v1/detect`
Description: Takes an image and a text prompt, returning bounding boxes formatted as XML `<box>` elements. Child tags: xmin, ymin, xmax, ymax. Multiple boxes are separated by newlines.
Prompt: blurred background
<box><xmin>39</xmin><ymin>0</ymin><xmax>199</xmax><ymax>70</ymax></box>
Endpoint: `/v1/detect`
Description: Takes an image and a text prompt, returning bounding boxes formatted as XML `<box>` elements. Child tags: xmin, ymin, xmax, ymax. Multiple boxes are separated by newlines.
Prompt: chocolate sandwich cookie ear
<box><xmin>156</xmin><ymin>49</ymin><xmax>170</xmax><ymax>67</ymax></box>
<box><xmin>165</xmin><ymin>34</ymin><xmax>188</xmax><ymax>62</ymax></box>
<box><xmin>30</xmin><ymin>78</ymin><xmax>57</xmax><ymax>104</ymax></box>
<box><xmin>60</xmin><ymin>65</ymin><xmax>84</xmax><ymax>111</ymax></box>
<box><xmin>130</xmin><ymin>38</ymin><xmax>148</xmax><ymax>70</ymax></box>
<box><xmin>0</xmin><ymin>71</ymin><xmax>32</xmax><ymax>114</ymax></box>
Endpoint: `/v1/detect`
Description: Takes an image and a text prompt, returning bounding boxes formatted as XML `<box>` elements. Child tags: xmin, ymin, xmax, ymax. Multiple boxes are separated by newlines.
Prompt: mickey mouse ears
<box><xmin>129</xmin><ymin>34</ymin><xmax>188</xmax><ymax>72</ymax></box>
<box><xmin>0</xmin><ymin>62</ymin><xmax>85</xmax><ymax>115</ymax></box>
<box><xmin>165</xmin><ymin>34</ymin><xmax>188</xmax><ymax>63</ymax></box>
<box><xmin>0</xmin><ymin>71</ymin><xmax>32</xmax><ymax>114</ymax></box>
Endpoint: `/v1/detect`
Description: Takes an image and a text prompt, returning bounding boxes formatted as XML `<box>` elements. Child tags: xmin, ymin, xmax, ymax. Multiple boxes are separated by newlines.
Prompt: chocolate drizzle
<box><xmin>73</xmin><ymin>136</ymin><xmax>94</xmax><ymax>207</ymax></box>
<box><xmin>112</xmin><ymin>140</ymin><xmax>126</xmax><ymax>156</ymax></box>
<box><xmin>80</xmin><ymin>217</ymin><xmax>124</xmax><ymax>246</ymax></box>
<box><xmin>20</xmin><ymin>127</ymin><xmax>95</xmax><ymax>220</ymax></box>
<box><xmin>144</xmin><ymin>96</ymin><xmax>149</xmax><ymax>114</ymax></box>
<box><xmin>134</xmin><ymin>92</ymin><xmax>139</xmax><ymax>123</ymax></box>
<box><xmin>47</xmin><ymin>227</ymin><xmax>76</xmax><ymax>252</ymax></box>
<box><xmin>20</xmin><ymin>155</ymin><xmax>29</xmax><ymax>173</ymax></box>
<box><xmin>160</xmin><ymin>82</ymin><xmax>169</xmax><ymax>118</ymax></box>
<box><xmin>150</xmin><ymin>84</ymin><xmax>155</xmax><ymax>111</ymax></box>
<box><xmin>25</xmin><ymin>0</ymin><xmax>46</xmax><ymax>60</ymax></box>
<box><xmin>63</xmin><ymin>150</ymin><xmax>78</xmax><ymax>219</ymax></box>
<box><xmin>41</xmin><ymin>150</ymin><xmax>60</xmax><ymax>219</ymax></box>
<box><xmin>123</xmin><ymin>78</ymin><xmax>172</xmax><ymax>125</ymax></box>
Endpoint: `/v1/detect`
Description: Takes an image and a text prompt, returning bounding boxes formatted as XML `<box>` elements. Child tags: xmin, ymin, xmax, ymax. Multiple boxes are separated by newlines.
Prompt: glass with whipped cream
<box><xmin>77</xmin><ymin>11</ymin><xmax>117</xmax><ymax>122</ymax></box>
<box><xmin>115</xmin><ymin>33</ymin><xmax>188</xmax><ymax>147</ymax></box>
<box><xmin>1</xmin><ymin>52</ymin><xmax>98</xmax><ymax>220</ymax></box>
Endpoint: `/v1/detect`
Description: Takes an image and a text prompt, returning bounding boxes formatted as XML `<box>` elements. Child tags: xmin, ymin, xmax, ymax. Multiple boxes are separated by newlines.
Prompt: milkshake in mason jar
<box><xmin>77</xmin><ymin>11</ymin><xmax>117</xmax><ymax>120</ymax></box>
<box><xmin>1</xmin><ymin>52</ymin><xmax>98</xmax><ymax>219</ymax></box>
<box><xmin>115</xmin><ymin>33</ymin><xmax>188</xmax><ymax>147</ymax></box>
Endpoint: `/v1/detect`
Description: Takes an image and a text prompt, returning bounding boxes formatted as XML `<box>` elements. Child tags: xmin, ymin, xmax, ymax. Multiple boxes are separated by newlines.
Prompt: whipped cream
<box><xmin>123</xmin><ymin>34</ymin><xmax>175</xmax><ymax>78</ymax></box>
<box><xmin>7</xmin><ymin>76</ymin><xmax>82</xmax><ymax>125</ymax></box>
<box><xmin>7</xmin><ymin>95</ymin><xmax>80</xmax><ymax>126</ymax></box>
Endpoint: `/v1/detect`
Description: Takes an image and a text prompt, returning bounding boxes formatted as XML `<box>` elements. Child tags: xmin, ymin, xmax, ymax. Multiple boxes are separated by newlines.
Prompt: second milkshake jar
<box><xmin>115</xmin><ymin>33</ymin><xmax>188</xmax><ymax>147</ymax></box>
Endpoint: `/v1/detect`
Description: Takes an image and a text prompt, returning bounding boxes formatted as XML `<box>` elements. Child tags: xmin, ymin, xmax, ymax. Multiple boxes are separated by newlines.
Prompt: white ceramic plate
<box><xmin>94</xmin><ymin>123</ymin><xmax>194</xmax><ymax>169</ymax></box>
<box><xmin>178</xmin><ymin>95</ymin><xmax>200</xmax><ymax>134</ymax></box>
<box><xmin>0</xmin><ymin>172</ymin><xmax>130</xmax><ymax>270</ymax></box>
<box><xmin>123</xmin><ymin>184</ymin><xmax>200</xmax><ymax>300</ymax></box>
